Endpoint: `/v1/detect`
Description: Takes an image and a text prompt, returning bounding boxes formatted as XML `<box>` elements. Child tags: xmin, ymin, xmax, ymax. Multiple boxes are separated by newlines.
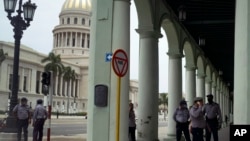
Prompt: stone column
<box><xmin>167</xmin><ymin>53</ymin><xmax>183</xmax><ymax>137</ymax></box>
<box><xmin>30</xmin><ymin>69</ymin><xmax>36</xmax><ymax>94</ymax></box>
<box><xmin>26</xmin><ymin>69</ymin><xmax>31</xmax><ymax>93</ymax></box>
<box><xmin>0</xmin><ymin>62</ymin><xmax>8</xmax><ymax>91</ymax></box>
<box><xmin>205</xmin><ymin>80</ymin><xmax>212</xmax><ymax>103</ymax></box>
<box><xmin>19</xmin><ymin>68</ymin><xmax>24</xmax><ymax>92</ymax></box>
<box><xmin>234</xmin><ymin>0</ymin><xmax>250</xmax><ymax>124</ymax></box>
<box><xmin>137</xmin><ymin>30</ymin><xmax>160</xmax><ymax>141</ymax></box>
<box><xmin>54</xmin><ymin>75</ymin><xmax>58</xmax><ymax>96</ymax></box>
<box><xmin>87</xmin><ymin>0</ymin><xmax>130</xmax><ymax>141</ymax></box>
<box><xmin>196</xmin><ymin>73</ymin><xmax>206</xmax><ymax>101</ymax></box>
<box><xmin>72</xmin><ymin>80</ymin><xmax>76</xmax><ymax>97</ymax></box>
<box><xmin>212</xmin><ymin>84</ymin><xmax>217</xmax><ymax>102</ymax></box>
<box><xmin>84</xmin><ymin>33</ymin><xmax>88</xmax><ymax>48</ymax></box>
<box><xmin>185</xmin><ymin>66</ymin><xmax>196</xmax><ymax>108</ymax></box>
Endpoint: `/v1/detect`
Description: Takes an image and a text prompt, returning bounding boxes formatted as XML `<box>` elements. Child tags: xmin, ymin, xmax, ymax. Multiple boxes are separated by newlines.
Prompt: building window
<box><xmin>74</xmin><ymin>18</ymin><xmax>77</xmax><ymax>24</ymax></box>
<box><xmin>23</xmin><ymin>76</ymin><xmax>27</xmax><ymax>92</ymax></box>
<box><xmin>89</xmin><ymin>20</ymin><xmax>91</xmax><ymax>26</ymax></box>
<box><xmin>62</xmin><ymin>19</ymin><xmax>64</xmax><ymax>24</ymax></box>
<box><xmin>72</xmin><ymin>38</ymin><xmax>75</xmax><ymax>47</ymax></box>
<box><xmin>83</xmin><ymin>103</ymin><xmax>85</xmax><ymax>108</ymax></box>
<box><xmin>72</xmin><ymin>50</ymin><xmax>74</xmax><ymax>53</ymax></box>
<box><xmin>67</xmin><ymin>18</ymin><xmax>70</xmax><ymax>24</ymax></box>
<box><xmin>36</xmin><ymin>80</ymin><xmax>40</xmax><ymax>94</ymax></box>
<box><xmin>82</xmin><ymin>18</ymin><xmax>85</xmax><ymax>25</ymax></box>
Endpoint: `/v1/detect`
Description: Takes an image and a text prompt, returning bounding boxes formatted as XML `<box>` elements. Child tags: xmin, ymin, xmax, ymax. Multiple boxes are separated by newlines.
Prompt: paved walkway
<box><xmin>1</xmin><ymin>115</ymin><xmax>229</xmax><ymax>141</ymax></box>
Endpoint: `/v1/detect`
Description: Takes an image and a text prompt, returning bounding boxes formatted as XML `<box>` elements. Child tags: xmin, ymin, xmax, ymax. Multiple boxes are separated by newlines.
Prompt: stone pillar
<box><xmin>87</xmin><ymin>0</ymin><xmax>130</xmax><ymax>141</ymax></box>
<box><xmin>72</xmin><ymin>80</ymin><xmax>76</xmax><ymax>97</ymax></box>
<box><xmin>205</xmin><ymin>80</ymin><xmax>212</xmax><ymax>103</ymax></box>
<box><xmin>216</xmin><ymin>87</ymin><xmax>220</xmax><ymax>105</ymax></box>
<box><xmin>0</xmin><ymin>62</ymin><xmax>8</xmax><ymax>91</ymax></box>
<box><xmin>30</xmin><ymin>69</ymin><xmax>36</xmax><ymax>94</ymax></box>
<box><xmin>19</xmin><ymin>68</ymin><xmax>24</xmax><ymax>92</ymax></box>
<box><xmin>185</xmin><ymin>66</ymin><xmax>196</xmax><ymax>108</ymax></box>
<box><xmin>212</xmin><ymin>85</ymin><xmax>217</xmax><ymax>102</ymax></box>
<box><xmin>167</xmin><ymin>53</ymin><xmax>183</xmax><ymax>137</ymax></box>
<box><xmin>137</xmin><ymin>30</ymin><xmax>160</xmax><ymax>141</ymax></box>
<box><xmin>234</xmin><ymin>0</ymin><xmax>250</xmax><ymax>124</ymax></box>
<box><xmin>84</xmin><ymin>33</ymin><xmax>88</xmax><ymax>48</ymax></box>
<box><xmin>196</xmin><ymin>73</ymin><xmax>206</xmax><ymax>101</ymax></box>
<box><xmin>80</xmin><ymin>33</ymin><xmax>83</xmax><ymax>47</ymax></box>
<box><xmin>54</xmin><ymin>75</ymin><xmax>58</xmax><ymax>96</ymax></box>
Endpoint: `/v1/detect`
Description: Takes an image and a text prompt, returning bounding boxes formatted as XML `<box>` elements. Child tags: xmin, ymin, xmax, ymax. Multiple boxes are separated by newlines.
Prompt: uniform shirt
<box><xmin>189</xmin><ymin>105</ymin><xmax>206</xmax><ymax>128</ymax></box>
<box><xmin>33</xmin><ymin>104</ymin><xmax>47</xmax><ymax>121</ymax></box>
<box><xmin>173</xmin><ymin>107</ymin><xmax>190</xmax><ymax>123</ymax></box>
<box><xmin>204</xmin><ymin>102</ymin><xmax>222</xmax><ymax>123</ymax></box>
<box><xmin>13</xmin><ymin>104</ymin><xmax>30</xmax><ymax>120</ymax></box>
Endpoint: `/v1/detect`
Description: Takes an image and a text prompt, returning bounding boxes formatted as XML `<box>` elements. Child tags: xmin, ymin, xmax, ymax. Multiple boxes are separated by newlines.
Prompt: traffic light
<box><xmin>41</xmin><ymin>71</ymin><xmax>51</xmax><ymax>85</ymax></box>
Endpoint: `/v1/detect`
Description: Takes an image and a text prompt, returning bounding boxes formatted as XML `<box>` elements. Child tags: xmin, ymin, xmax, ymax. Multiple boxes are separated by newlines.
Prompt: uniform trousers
<box><xmin>33</xmin><ymin>119</ymin><xmax>46</xmax><ymax>141</ymax></box>
<box><xmin>176</xmin><ymin>122</ymin><xmax>191</xmax><ymax>141</ymax></box>
<box><xmin>191</xmin><ymin>127</ymin><xmax>204</xmax><ymax>141</ymax></box>
<box><xmin>129</xmin><ymin>126</ymin><xmax>136</xmax><ymax>141</ymax></box>
<box><xmin>17</xmin><ymin>119</ymin><xmax>29</xmax><ymax>141</ymax></box>
<box><xmin>206</xmin><ymin>118</ymin><xmax>219</xmax><ymax>141</ymax></box>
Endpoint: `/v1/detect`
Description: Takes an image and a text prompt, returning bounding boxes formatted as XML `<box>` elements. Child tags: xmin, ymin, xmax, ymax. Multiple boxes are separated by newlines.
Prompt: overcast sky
<box><xmin>0</xmin><ymin>0</ymin><xmax>182</xmax><ymax>93</ymax></box>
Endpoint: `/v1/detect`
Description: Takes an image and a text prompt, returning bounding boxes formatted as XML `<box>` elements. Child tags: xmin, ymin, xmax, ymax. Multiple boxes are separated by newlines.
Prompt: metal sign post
<box><xmin>47</xmin><ymin>71</ymin><xmax>53</xmax><ymax>141</ymax></box>
<box><xmin>112</xmin><ymin>49</ymin><xmax>128</xmax><ymax>141</ymax></box>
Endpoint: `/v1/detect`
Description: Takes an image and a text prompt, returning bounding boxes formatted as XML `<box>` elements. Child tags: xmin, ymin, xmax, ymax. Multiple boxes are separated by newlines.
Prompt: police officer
<box><xmin>32</xmin><ymin>99</ymin><xmax>48</xmax><ymax>141</ymax></box>
<box><xmin>13</xmin><ymin>97</ymin><xmax>32</xmax><ymax>141</ymax></box>
<box><xmin>204</xmin><ymin>94</ymin><xmax>222</xmax><ymax>141</ymax></box>
<box><xmin>173</xmin><ymin>100</ymin><xmax>191</xmax><ymax>141</ymax></box>
<box><xmin>189</xmin><ymin>97</ymin><xmax>206</xmax><ymax>141</ymax></box>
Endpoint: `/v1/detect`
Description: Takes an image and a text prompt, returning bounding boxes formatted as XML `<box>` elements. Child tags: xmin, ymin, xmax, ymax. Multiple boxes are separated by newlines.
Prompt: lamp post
<box><xmin>3</xmin><ymin>0</ymin><xmax>36</xmax><ymax>132</ymax></box>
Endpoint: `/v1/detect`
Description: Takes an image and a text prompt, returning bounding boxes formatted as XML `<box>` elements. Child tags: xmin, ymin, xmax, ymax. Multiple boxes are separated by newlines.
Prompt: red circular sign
<box><xmin>112</xmin><ymin>49</ymin><xmax>128</xmax><ymax>77</ymax></box>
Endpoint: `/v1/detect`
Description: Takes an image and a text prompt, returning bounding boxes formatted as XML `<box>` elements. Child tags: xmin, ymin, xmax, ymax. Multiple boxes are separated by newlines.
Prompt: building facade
<box><xmin>0</xmin><ymin>0</ymin><xmax>138</xmax><ymax>113</ymax></box>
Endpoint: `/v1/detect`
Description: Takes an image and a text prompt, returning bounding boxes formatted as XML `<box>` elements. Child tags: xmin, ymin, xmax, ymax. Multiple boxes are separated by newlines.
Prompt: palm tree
<box><xmin>0</xmin><ymin>49</ymin><xmax>8</xmax><ymax>65</ymax></box>
<box><xmin>63</xmin><ymin>66</ymin><xmax>77</xmax><ymax>114</ymax></box>
<box><xmin>159</xmin><ymin>93</ymin><xmax>168</xmax><ymax>120</ymax></box>
<box><xmin>41</xmin><ymin>52</ymin><xmax>64</xmax><ymax>95</ymax></box>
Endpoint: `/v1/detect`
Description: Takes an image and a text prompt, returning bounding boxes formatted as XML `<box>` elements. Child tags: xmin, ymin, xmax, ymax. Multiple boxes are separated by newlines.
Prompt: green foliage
<box><xmin>159</xmin><ymin>93</ymin><xmax>168</xmax><ymax>106</ymax></box>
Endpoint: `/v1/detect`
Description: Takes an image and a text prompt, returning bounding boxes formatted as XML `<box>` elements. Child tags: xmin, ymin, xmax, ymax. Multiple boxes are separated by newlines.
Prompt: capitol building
<box><xmin>0</xmin><ymin>0</ymin><xmax>138</xmax><ymax>113</ymax></box>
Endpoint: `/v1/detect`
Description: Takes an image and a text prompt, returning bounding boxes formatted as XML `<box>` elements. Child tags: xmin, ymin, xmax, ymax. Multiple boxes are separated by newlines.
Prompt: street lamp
<box><xmin>3</xmin><ymin>0</ymin><xmax>36</xmax><ymax>132</ymax></box>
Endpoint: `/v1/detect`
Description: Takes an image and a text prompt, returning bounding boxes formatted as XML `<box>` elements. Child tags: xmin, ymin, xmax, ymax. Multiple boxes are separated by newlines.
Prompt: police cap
<box><xmin>206</xmin><ymin>94</ymin><xmax>213</xmax><ymax>98</ymax></box>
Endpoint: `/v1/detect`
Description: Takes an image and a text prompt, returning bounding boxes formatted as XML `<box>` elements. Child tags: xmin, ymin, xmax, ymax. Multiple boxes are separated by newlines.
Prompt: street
<box><xmin>28</xmin><ymin>118</ymin><xmax>87</xmax><ymax>137</ymax></box>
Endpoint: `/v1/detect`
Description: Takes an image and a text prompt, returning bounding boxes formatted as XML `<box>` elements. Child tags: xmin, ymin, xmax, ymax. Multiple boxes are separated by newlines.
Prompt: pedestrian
<box><xmin>32</xmin><ymin>99</ymin><xmax>48</xmax><ymax>141</ymax></box>
<box><xmin>173</xmin><ymin>100</ymin><xmax>191</xmax><ymax>141</ymax></box>
<box><xmin>13</xmin><ymin>97</ymin><xmax>32</xmax><ymax>141</ymax></box>
<box><xmin>129</xmin><ymin>103</ymin><xmax>136</xmax><ymax>141</ymax></box>
<box><xmin>204</xmin><ymin>94</ymin><xmax>222</xmax><ymax>141</ymax></box>
<box><xmin>189</xmin><ymin>97</ymin><xmax>206</xmax><ymax>141</ymax></box>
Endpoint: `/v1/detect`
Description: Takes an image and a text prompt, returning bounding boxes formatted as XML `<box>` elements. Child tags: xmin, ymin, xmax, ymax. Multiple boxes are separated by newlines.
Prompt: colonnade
<box><xmin>54</xmin><ymin>32</ymin><xmax>90</xmax><ymax>48</ymax></box>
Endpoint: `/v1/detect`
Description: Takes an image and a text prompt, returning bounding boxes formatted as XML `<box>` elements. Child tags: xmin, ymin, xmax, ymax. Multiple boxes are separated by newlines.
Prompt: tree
<box><xmin>0</xmin><ymin>49</ymin><xmax>8</xmax><ymax>65</ymax></box>
<box><xmin>159</xmin><ymin>93</ymin><xmax>168</xmax><ymax>120</ymax></box>
<box><xmin>41</xmin><ymin>52</ymin><xmax>64</xmax><ymax>95</ymax></box>
<box><xmin>63</xmin><ymin>66</ymin><xmax>77</xmax><ymax>114</ymax></box>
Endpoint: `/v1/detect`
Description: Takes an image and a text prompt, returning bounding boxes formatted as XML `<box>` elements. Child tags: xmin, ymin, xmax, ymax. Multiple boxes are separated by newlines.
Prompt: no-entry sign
<box><xmin>112</xmin><ymin>49</ymin><xmax>128</xmax><ymax>77</ymax></box>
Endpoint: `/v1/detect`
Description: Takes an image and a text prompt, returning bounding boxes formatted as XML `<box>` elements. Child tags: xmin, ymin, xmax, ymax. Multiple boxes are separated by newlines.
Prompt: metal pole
<box><xmin>115</xmin><ymin>77</ymin><xmax>121</xmax><ymax>141</ymax></box>
<box><xmin>47</xmin><ymin>71</ymin><xmax>53</xmax><ymax>141</ymax></box>
<box><xmin>4</xmin><ymin>0</ymin><xmax>24</xmax><ymax>132</ymax></box>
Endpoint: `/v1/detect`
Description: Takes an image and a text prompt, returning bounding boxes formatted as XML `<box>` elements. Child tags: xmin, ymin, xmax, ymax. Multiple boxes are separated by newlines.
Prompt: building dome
<box><xmin>62</xmin><ymin>0</ymin><xmax>91</xmax><ymax>11</ymax></box>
